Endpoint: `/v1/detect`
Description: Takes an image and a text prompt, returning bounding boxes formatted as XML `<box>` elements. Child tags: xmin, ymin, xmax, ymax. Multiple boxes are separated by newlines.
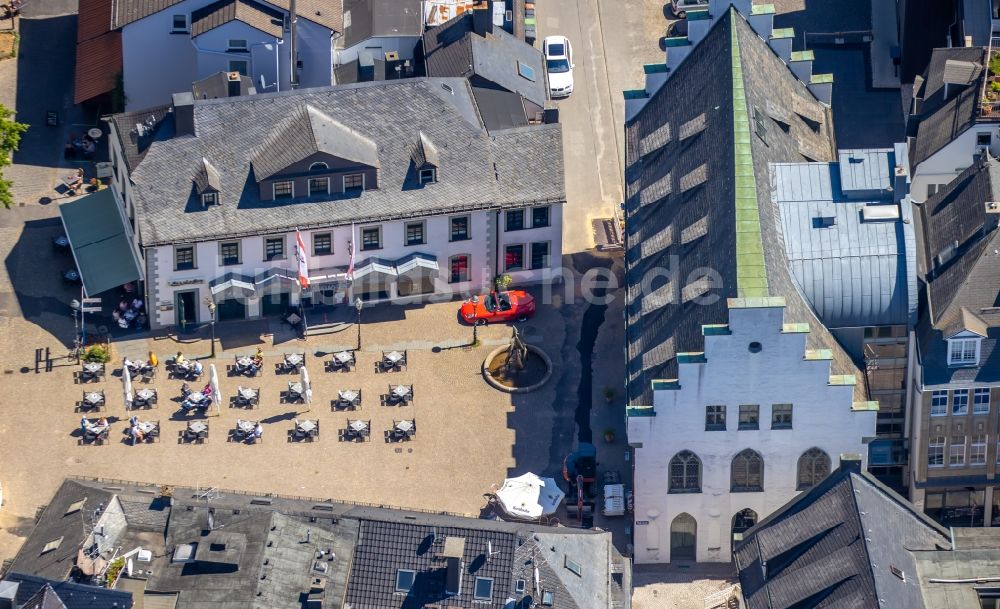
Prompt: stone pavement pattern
<box><xmin>631</xmin><ymin>564</ymin><xmax>738</xmax><ymax>609</ymax></box>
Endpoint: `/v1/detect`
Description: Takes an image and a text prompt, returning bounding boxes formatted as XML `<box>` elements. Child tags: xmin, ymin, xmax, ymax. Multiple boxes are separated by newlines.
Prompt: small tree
<box><xmin>0</xmin><ymin>104</ymin><xmax>28</xmax><ymax>209</ymax></box>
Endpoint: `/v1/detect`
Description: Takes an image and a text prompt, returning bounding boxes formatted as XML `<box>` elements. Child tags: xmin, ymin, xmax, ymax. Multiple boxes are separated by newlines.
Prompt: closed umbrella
<box><xmin>300</xmin><ymin>366</ymin><xmax>312</xmax><ymax>411</ymax></box>
<box><xmin>494</xmin><ymin>473</ymin><xmax>565</xmax><ymax>521</ymax></box>
<box><xmin>209</xmin><ymin>364</ymin><xmax>222</xmax><ymax>417</ymax></box>
<box><xmin>123</xmin><ymin>365</ymin><xmax>134</xmax><ymax>411</ymax></box>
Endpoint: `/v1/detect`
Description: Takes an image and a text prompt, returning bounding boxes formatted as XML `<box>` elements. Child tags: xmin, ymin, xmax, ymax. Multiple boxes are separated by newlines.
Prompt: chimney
<box><xmin>442</xmin><ymin>537</ymin><xmax>465</xmax><ymax>595</ymax></box>
<box><xmin>472</xmin><ymin>0</ymin><xmax>493</xmax><ymax>37</ymax></box>
<box><xmin>172</xmin><ymin>92</ymin><xmax>196</xmax><ymax>137</ymax></box>
<box><xmin>839</xmin><ymin>453</ymin><xmax>863</xmax><ymax>473</ymax></box>
<box><xmin>227</xmin><ymin>72</ymin><xmax>242</xmax><ymax>97</ymax></box>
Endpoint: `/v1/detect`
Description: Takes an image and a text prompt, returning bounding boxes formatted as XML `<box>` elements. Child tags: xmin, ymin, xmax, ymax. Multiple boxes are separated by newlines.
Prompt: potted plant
<box><xmin>602</xmin><ymin>386</ymin><xmax>616</xmax><ymax>403</ymax></box>
<box><xmin>82</xmin><ymin>344</ymin><xmax>111</xmax><ymax>363</ymax></box>
<box><xmin>494</xmin><ymin>274</ymin><xmax>513</xmax><ymax>292</ymax></box>
<box><xmin>603</xmin><ymin>427</ymin><xmax>615</xmax><ymax>443</ymax></box>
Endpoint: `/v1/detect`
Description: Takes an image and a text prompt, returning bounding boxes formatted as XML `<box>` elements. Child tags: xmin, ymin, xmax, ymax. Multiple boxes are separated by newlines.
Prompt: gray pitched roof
<box><xmin>341</xmin><ymin>0</ymin><xmax>422</xmax><ymax>49</ymax></box>
<box><xmin>910</xmin><ymin>47</ymin><xmax>986</xmax><ymax>167</ymax></box>
<box><xmin>112</xmin><ymin>0</ymin><xmax>343</xmax><ymax>33</ymax></box>
<box><xmin>410</xmin><ymin>131</ymin><xmax>440</xmax><ymax>168</ymax></box>
<box><xmin>190</xmin><ymin>0</ymin><xmax>283</xmax><ymax>37</ymax></box>
<box><xmin>2</xmin><ymin>574</ymin><xmax>133</xmax><ymax>609</ymax></box>
<box><xmin>734</xmin><ymin>463</ymin><xmax>951</xmax><ymax>609</ymax></box>
<box><xmin>772</xmin><ymin>152</ymin><xmax>917</xmax><ymax>328</ymax></box>
<box><xmin>194</xmin><ymin>157</ymin><xmax>221</xmax><ymax>193</ymax></box>
<box><xmin>623</xmin><ymin>9</ymin><xmax>862</xmax><ymax>405</ymax></box>
<box><xmin>191</xmin><ymin>71</ymin><xmax>256</xmax><ymax>100</ymax></box>
<box><xmin>249</xmin><ymin>104</ymin><xmax>380</xmax><ymax>180</ymax></box>
<box><xmin>119</xmin><ymin>78</ymin><xmax>564</xmax><ymax>246</ymax></box>
<box><xmin>9</xmin><ymin>478</ymin><xmax>628</xmax><ymax>609</ymax></box>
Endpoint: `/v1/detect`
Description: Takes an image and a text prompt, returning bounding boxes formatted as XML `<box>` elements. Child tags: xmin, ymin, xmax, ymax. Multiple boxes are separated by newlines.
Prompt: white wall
<box><xmin>193</xmin><ymin>22</ymin><xmax>280</xmax><ymax>91</ymax></box>
<box><xmin>627</xmin><ymin>304</ymin><xmax>876</xmax><ymax>564</ymax></box>
<box><xmin>146</xmin><ymin>205</ymin><xmax>563</xmax><ymax>328</ymax></box>
<box><xmin>335</xmin><ymin>36</ymin><xmax>421</xmax><ymax>67</ymax></box>
<box><xmin>122</xmin><ymin>0</ymin><xmax>201</xmax><ymax>111</ymax></box>
<box><xmin>911</xmin><ymin>124</ymin><xmax>1000</xmax><ymax>201</ymax></box>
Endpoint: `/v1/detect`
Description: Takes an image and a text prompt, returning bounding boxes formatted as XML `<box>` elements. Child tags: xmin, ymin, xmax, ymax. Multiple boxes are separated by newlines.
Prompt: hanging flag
<box><xmin>295</xmin><ymin>230</ymin><xmax>310</xmax><ymax>289</ymax></box>
<box><xmin>346</xmin><ymin>223</ymin><xmax>356</xmax><ymax>280</ymax></box>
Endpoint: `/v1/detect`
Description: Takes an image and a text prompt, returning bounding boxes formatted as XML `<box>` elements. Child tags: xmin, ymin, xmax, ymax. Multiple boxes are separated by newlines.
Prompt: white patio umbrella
<box><xmin>209</xmin><ymin>364</ymin><xmax>222</xmax><ymax>417</ymax></box>
<box><xmin>494</xmin><ymin>473</ymin><xmax>565</xmax><ymax>521</ymax></box>
<box><xmin>300</xmin><ymin>366</ymin><xmax>312</xmax><ymax>411</ymax></box>
<box><xmin>122</xmin><ymin>364</ymin><xmax>134</xmax><ymax>411</ymax></box>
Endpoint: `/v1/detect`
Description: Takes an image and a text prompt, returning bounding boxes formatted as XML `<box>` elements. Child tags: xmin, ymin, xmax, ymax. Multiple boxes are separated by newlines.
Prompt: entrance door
<box><xmin>175</xmin><ymin>290</ymin><xmax>198</xmax><ymax>330</ymax></box>
<box><xmin>670</xmin><ymin>513</ymin><xmax>697</xmax><ymax>561</ymax></box>
<box><xmin>261</xmin><ymin>291</ymin><xmax>290</xmax><ymax>317</ymax></box>
<box><xmin>216</xmin><ymin>298</ymin><xmax>247</xmax><ymax>321</ymax></box>
<box><xmin>732</xmin><ymin>508</ymin><xmax>758</xmax><ymax>540</ymax></box>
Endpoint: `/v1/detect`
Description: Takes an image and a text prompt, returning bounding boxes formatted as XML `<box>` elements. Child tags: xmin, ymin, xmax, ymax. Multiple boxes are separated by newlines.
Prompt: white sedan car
<box><xmin>543</xmin><ymin>35</ymin><xmax>574</xmax><ymax>99</ymax></box>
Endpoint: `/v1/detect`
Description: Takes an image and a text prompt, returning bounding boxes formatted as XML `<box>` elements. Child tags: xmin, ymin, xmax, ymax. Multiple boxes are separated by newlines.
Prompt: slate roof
<box><xmin>191</xmin><ymin>71</ymin><xmax>256</xmax><ymax>100</ymax></box>
<box><xmin>1</xmin><ymin>574</ymin><xmax>133</xmax><ymax>609</ymax></box>
<box><xmin>772</xmin><ymin>150</ymin><xmax>917</xmax><ymax>328</ymax></box>
<box><xmin>910</xmin><ymin>46</ymin><xmax>986</xmax><ymax>167</ymax></box>
<box><xmin>108</xmin><ymin>105</ymin><xmax>172</xmax><ymax>173</ymax></box>
<box><xmin>112</xmin><ymin>0</ymin><xmax>342</xmax><ymax>33</ymax></box>
<box><xmin>190</xmin><ymin>0</ymin><xmax>284</xmax><ymax>38</ymax></box>
<box><xmin>734</xmin><ymin>461</ymin><xmax>951</xmax><ymax>609</ymax></box>
<box><xmin>424</xmin><ymin>13</ymin><xmax>547</xmax><ymax>108</ymax></box>
<box><xmin>341</xmin><ymin>0</ymin><xmax>422</xmax><ymax>49</ymax></box>
<box><xmin>914</xmin><ymin>152</ymin><xmax>1000</xmax><ymax>385</ymax></box>
<box><xmin>623</xmin><ymin>8</ymin><xmax>863</xmax><ymax>405</ymax></box>
<box><xmin>8</xmin><ymin>479</ymin><xmax>628</xmax><ymax>609</ymax></box>
<box><xmin>115</xmin><ymin>78</ymin><xmax>565</xmax><ymax>246</ymax></box>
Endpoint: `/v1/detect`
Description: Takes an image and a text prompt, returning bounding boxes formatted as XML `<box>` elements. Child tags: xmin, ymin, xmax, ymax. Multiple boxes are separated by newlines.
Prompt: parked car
<box><xmin>459</xmin><ymin>290</ymin><xmax>536</xmax><ymax>325</ymax></box>
<box><xmin>543</xmin><ymin>35</ymin><xmax>574</xmax><ymax>99</ymax></box>
<box><xmin>666</xmin><ymin>0</ymin><xmax>708</xmax><ymax>18</ymax></box>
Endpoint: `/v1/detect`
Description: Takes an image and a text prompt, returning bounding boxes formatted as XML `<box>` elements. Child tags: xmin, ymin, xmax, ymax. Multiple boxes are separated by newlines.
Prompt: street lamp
<box><xmin>355</xmin><ymin>297</ymin><xmax>363</xmax><ymax>351</ymax></box>
<box><xmin>206</xmin><ymin>300</ymin><xmax>217</xmax><ymax>358</ymax></box>
<box><xmin>471</xmin><ymin>295</ymin><xmax>479</xmax><ymax>346</ymax></box>
<box><xmin>70</xmin><ymin>299</ymin><xmax>81</xmax><ymax>362</ymax></box>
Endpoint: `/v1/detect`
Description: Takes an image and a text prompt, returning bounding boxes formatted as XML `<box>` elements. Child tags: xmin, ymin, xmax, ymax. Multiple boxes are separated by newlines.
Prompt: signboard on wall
<box><xmin>168</xmin><ymin>278</ymin><xmax>205</xmax><ymax>287</ymax></box>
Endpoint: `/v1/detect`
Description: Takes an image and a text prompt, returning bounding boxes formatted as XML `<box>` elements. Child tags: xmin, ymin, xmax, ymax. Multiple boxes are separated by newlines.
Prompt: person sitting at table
<box><xmin>201</xmin><ymin>382</ymin><xmax>212</xmax><ymax>396</ymax></box>
<box><xmin>123</xmin><ymin>357</ymin><xmax>140</xmax><ymax>374</ymax></box>
<box><xmin>97</xmin><ymin>417</ymin><xmax>108</xmax><ymax>429</ymax></box>
<box><xmin>130</xmin><ymin>423</ymin><xmax>145</xmax><ymax>445</ymax></box>
<box><xmin>80</xmin><ymin>417</ymin><xmax>88</xmax><ymax>433</ymax></box>
<box><xmin>245</xmin><ymin>348</ymin><xmax>263</xmax><ymax>376</ymax></box>
<box><xmin>132</xmin><ymin>297</ymin><xmax>144</xmax><ymax>311</ymax></box>
<box><xmin>129</xmin><ymin>415</ymin><xmax>138</xmax><ymax>427</ymax></box>
<box><xmin>66</xmin><ymin>168</ymin><xmax>84</xmax><ymax>192</ymax></box>
<box><xmin>250</xmin><ymin>422</ymin><xmax>263</xmax><ymax>443</ymax></box>
<box><xmin>192</xmin><ymin>360</ymin><xmax>204</xmax><ymax>378</ymax></box>
<box><xmin>147</xmin><ymin>351</ymin><xmax>158</xmax><ymax>367</ymax></box>
<box><xmin>175</xmin><ymin>352</ymin><xmax>187</xmax><ymax>367</ymax></box>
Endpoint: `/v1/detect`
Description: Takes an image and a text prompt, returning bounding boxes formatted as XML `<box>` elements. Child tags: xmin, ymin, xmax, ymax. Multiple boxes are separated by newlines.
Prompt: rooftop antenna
<box><xmin>305</xmin><ymin>529</ymin><xmax>311</xmax><ymax>544</ymax></box>
<box><xmin>207</xmin><ymin>510</ymin><xmax>215</xmax><ymax>531</ymax></box>
<box><xmin>486</xmin><ymin>540</ymin><xmax>501</xmax><ymax>562</ymax></box>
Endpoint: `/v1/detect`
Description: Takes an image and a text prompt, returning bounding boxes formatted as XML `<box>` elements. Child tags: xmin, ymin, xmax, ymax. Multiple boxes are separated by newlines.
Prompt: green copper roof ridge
<box><xmin>730</xmin><ymin>15</ymin><xmax>769</xmax><ymax>299</ymax></box>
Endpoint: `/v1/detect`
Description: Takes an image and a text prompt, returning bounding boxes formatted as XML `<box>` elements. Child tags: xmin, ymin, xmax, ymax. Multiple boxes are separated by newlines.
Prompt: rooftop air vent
<box><xmin>987</xmin><ymin>201</ymin><xmax>1000</xmax><ymax>214</ymax></box>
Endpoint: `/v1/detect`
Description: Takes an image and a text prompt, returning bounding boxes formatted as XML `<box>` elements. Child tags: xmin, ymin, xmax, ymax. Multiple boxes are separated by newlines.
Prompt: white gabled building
<box><xmin>627</xmin><ymin>299</ymin><xmax>876</xmax><ymax>563</ymax></box>
<box><xmin>59</xmin><ymin>78</ymin><xmax>563</xmax><ymax>333</ymax></box>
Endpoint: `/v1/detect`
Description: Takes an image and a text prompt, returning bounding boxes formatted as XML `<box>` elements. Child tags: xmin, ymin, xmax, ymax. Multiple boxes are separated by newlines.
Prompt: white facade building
<box><xmin>94</xmin><ymin>78</ymin><xmax>564</xmax><ymax>331</ymax></box>
<box><xmin>627</xmin><ymin>301</ymin><xmax>877</xmax><ymax>564</ymax></box>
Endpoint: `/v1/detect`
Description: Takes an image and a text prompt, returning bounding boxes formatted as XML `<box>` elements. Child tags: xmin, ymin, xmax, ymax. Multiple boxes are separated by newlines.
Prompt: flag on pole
<box><xmin>295</xmin><ymin>230</ymin><xmax>310</xmax><ymax>289</ymax></box>
<box><xmin>346</xmin><ymin>223</ymin><xmax>356</xmax><ymax>281</ymax></box>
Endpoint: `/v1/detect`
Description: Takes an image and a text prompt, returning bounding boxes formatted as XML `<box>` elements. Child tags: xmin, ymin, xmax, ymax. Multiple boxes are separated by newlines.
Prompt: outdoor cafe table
<box><xmin>83</xmin><ymin>362</ymin><xmax>102</xmax><ymax>374</ymax></box>
<box><xmin>238</xmin><ymin>387</ymin><xmax>257</xmax><ymax>400</ymax></box>
<box><xmin>297</xmin><ymin>420</ymin><xmax>317</xmax><ymax>433</ymax></box>
<box><xmin>85</xmin><ymin>421</ymin><xmax>108</xmax><ymax>435</ymax></box>
<box><xmin>348</xmin><ymin>420</ymin><xmax>367</xmax><ymax>432</ymax></box>
<box><xmin>338</xmin><ymin>390</ymin><xmax>359</xmax><ymax>402</ymax></box>
<box><xmin>83</xmin><ymin>392</ymin><xmax>103</xmax><ymax>406</ymax></box>
<box><xmin>136</xmin><ymin>389</ymin><xmax>155</xmax><ymax>401</ymax></box>
<box><xmin>391</xmin><ymin>385</ymin><xmax>411</xmax><ymax>399</ymax></box>
<box><xmin>187</xmin><ymin>391</ymin><xmax>207</xmax><ymax>404</ymax></box>
<box><xmin>395</xmin><ymin>420</ymin><xmax>414</xmax><ymax>433</ymax></box>
<box><xmin>384</xmin><ymin>351</ymin><xmax>405</xmax><ymax>364</ymax></box>
<box><xmin>288</xmin><ymin>382</ymin><xmax>303</xmax><ymax>395</ymax></box>
<box><xmin>334</xmin><ymin>351</ymin><xmax>354</xmax><ymax>365</ymax></box>
<box><xmin>285</xmin><ymin>353</ymin><xmax>303</xmax><ymax>367</ymax></box>
<box><xmin>237</xmin><ymin>356</ymin><xmax>253</xmax><ymax>368</ymax></box>
<box><xmin>237</xmin><ymin>420</ymin><xmax>256</xmax><ymax>434</ymax></box>
<box><xmin>188</xmin><ymin>421</ymin><xmax>207</xmax><ymax>434</ymax></box>
<box><xmin>137</xmin><ymin>421</ymin><xmax>156</xmax><ymax>434</ymax></box>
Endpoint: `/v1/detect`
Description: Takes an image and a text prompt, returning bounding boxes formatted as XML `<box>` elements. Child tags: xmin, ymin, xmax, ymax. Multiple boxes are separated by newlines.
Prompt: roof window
<box><xmin>473</xmin><ymin>577</ymin><xmax>494</xmax><ymax>600</ymax></box>
<box><xmin>517</xmin><ymin>61</ymin><xmax>536</xmax><ymax>81</ymax></box>
<box><xmin>395</xmin><ymin>569</ymin><xmax>416</xmax><ymax>592</ymax></box>
<box><xmin>41</xmin><ymin>537</ymin><xmax>64</xmax><ymax>554</ymax></box>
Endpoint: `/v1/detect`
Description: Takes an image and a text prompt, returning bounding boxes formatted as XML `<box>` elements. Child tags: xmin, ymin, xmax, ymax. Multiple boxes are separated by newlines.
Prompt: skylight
<box><xmin>542</xmin><ymin>590</ymin><xmax>555</xmax><ymax>606</ymax></box>
<box><xmin>395</xmin><ymin>569</ymin><xmax>416</xmax><ymax>593</ymax></box>
<box><xmin>65</xmin><ymin>499</ymin><xmax>86</xmax><ymax>515</ymax></box>
<box><xmin>41</xmin><ymin>537</ymin><xmax>63</xmax><ymax>554</ymax></box>
<box><xmin>517</xmin><ymin>61</ymin><xmax>536</xmax><ymax>81</ymax></box>
<box><xmin>473</xmin><ymin>577</ymin><xmax>494</xmax><ymax>600</ymax></box>
<box><xmin>565</xmin><ymin>555</ymin><xmax>583</xmax><ymax>576</ymax></box>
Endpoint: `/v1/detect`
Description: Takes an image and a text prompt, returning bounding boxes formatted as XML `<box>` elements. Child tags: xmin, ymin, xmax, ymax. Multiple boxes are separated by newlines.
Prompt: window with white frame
<box><xmin>953</xmin><ymin>389</ymin><xmax>970</xmax><ymax>415</ymax></box>
<box><xmin>975</xmin><ymin>388</ymin><xmax>991</xmax><ymax>414</ymax></box>
<box><xmin>201</xmin><ymin>192</ymin><xmax>218</xmax><ymax>206</ymax></box>
<box><xmin>930</xmin><ymin>390</ymin><xmax>948</xmax><ymax>416</ymax></box>
<box><xmin>273</xmin><ymin>181</ymin><xmax>293</xmax><ymax>199</ymax></box>
<box><xmin>228</xmin><ymin>39</ymin><xmax>248</xmax><ymax>51</ymax></box>
<box><xmin>949</xmin><ymin>435</ymin><xmax>966</xmax><ymax>466</ymax></box>
<box><xmin>928</xmin><ymin>436</ymin><xmax>945</xmax><ymax>467</ymax></box>
<box><xmin>419</xmin><ymin>168</ymin><xmax>436</xmax><ymax>184</ymax></box>
<box><xmin>971</xmin><ymin>435</ymin><xmax>987</xmax><ymax>466</ymax></box>
<box><xmin>948</xmin><ymin>338</ymin><xmax>980</xmax><ymax>366</ymax></box>
<box><xmin>172</xmin><ymin>14</ymin><xmax>188</xmax><ymax>31</ymax></box>
<box><xmin>308</xmin><ymin>177</ymin><xmax>329</xmax><ymax>196</ymax></box>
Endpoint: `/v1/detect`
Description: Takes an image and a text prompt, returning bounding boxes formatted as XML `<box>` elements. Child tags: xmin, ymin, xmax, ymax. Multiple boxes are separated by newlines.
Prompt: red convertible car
<box><xmin>459</xmin><ymin>291</ymin><xmax>536</xmax><ymax>325</ymax></box>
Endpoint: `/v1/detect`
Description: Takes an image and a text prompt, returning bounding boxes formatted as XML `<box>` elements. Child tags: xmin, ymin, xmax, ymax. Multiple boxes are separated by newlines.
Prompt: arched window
<box><xmin>669</xmin><ymin>450</ymin><xmax>701</xmax><ymax>493</ymax></box>
<box><xmin>797</xmin><ymin>448</ymin><xmax>831</xmax><ymax>490</ymax></box>
<box><xmin>731</xmin><ymin>449</ymin><xmax>764</xmax><ymax>492</ymax></box>
<box><xmin>670</xmin><ymin>513</ymin><xmax>697</xmax><ymax>560</ymax></box>
<box><xmin>309</xmin><ymin>162</ymin><xmax>329</xmax><ymax>171</ymax></box>
<box><xmin>732</xmin><ymin>508</ymin><xmax>758</xmax><ymax>538</ymax></box>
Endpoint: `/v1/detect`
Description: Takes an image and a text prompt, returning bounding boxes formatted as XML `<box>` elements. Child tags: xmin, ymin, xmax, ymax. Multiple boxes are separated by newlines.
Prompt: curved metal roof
<box><xmin>773</xmin><ymin>149</ymin><xmax>917</xmax><ymax>329</ymax></box>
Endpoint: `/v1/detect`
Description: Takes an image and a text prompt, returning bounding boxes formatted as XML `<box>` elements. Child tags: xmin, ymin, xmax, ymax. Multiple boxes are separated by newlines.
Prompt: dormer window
<box><xmin>419</xmin><ymin>168</ymin><xmax>437</xmax><ymax>184</ymax></box>
<box><xmin>949</xmin><ymin>338</ymin><xmax>981</xmax><ymax>366</ymax></box>
<box><xmin>273</xmin><ymin>180</ymin><xmax>293</xmax><ymax>199</ymax></box>
<box><xmin>344</xmin><ymin>173</ymin><xmax>364</xmax><ymax>191</ymax></box>
<box><xmin>201</xmin><ymin>192</ymin><xmax>218</xmax><ymax>206</ymax></box>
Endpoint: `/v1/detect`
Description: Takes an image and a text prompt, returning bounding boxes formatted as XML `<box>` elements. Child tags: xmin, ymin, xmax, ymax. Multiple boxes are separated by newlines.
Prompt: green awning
<box><xmin>59</xmin><ymin>189</ymin><xmax>143</xmax><ymax>296</ymax></box>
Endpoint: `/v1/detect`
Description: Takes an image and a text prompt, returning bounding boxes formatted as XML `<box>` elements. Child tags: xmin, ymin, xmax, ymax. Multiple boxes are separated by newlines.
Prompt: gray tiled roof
<box><xmin>190</xmin><ymin>0</ymin><xmax>283</xmax><ymax>38</ymax></box>
<box><xmin>623</xmin><ymin>9</ymin><xmax>862</xmax><ymax>405</ymax></box>
<box><xmin>410</xmin><ymin>131</ymin><xmax>440</xmax><ymax>168</ymax></box>
<box><xmin>342</xmin><ymin>0</ymin><xmax>422</xmax><ymax>49</ymax></box>
<box><xmin>2</xmin><ymin>574</ymin><xmax>133</xmax><ymax>609</ymax></box>
<box><xmin>112</xmin><ymin>0</ymin><xmax>342</xmax><ymax>33</ymax></box>
<box><xmin>910</xmin><ymin>47</ymin><xmax>986</xmax><ymax>167</ymax></box>
<box><xmin>191</xmin><ymin>72</ymin><xmax>256</xmax><ymax>100</ymax></box>
<box><xmin>194</xmin><ymin>157</ymin><xmax>221</xmax><ymax>193</ymax></box>
<box><xmin>734</xmin><ymin>463</ymin><xmax>951</xmax><ymax>609</ymax></box>
<box><xmin>119</xmin><ymin>78</ymin><xmax>564</xmax><ymax>246</ymax></box>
